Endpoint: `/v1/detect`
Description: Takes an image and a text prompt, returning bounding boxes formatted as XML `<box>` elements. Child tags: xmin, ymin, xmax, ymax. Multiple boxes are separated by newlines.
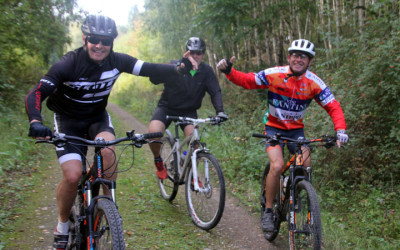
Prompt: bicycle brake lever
<box><xmin>35</xmin><ymin>140</ymin><xmax>49</xmax><ymax>144</ymax></box>
<box><xmin>148</xmin><ymin>139</ymin><xmax>163</xmax><ymax>144</ymax></box>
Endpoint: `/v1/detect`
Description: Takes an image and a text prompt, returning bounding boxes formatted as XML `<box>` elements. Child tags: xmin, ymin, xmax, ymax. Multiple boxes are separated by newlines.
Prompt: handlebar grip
<box><xmin>252</xmin><ymin>133</ymin><xmax>268</xmax><ymax>138</ymax></box>
<box><xmin>166</xmin><ymin>115</ymin><xmax>180</xmax><ymax>121</ymax></box>
<box><xmin>143</xmin><ymin>132</ymin><xmax>163</xmax><ymax>139</ymax></box>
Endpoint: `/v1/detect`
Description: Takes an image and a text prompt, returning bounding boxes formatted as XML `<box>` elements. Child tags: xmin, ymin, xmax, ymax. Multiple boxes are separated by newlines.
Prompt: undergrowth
<box><xmin>0</xmin><ymin>96</ymin><xmax>53</xmax><ymax>248</ymax></box>
<box><xmin>111</xmin><ymin>74</ymin><xmax>400</xmax><ymax>248</ymax></box>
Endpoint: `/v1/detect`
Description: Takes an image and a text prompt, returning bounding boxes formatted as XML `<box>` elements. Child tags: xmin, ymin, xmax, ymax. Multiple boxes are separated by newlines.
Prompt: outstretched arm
<box><xmin>139</xmin><ymin>51</ymin><xmax>197</xmax><ymax>77</ymax></box>
<box><xmin>217</xmin><ymin>56</ymin><xmax>268</xmax><ymax>90</ymax></box>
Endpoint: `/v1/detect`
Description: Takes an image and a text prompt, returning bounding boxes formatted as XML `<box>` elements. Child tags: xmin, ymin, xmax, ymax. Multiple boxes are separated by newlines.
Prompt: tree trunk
<box><xmin>334</xmin><ymin>0</ymin><xmax>341</xmax><ymax>44</ymax></box>
<box><xmin>295</xmin><ymin>0</ymin><xmax>302</xmax><ymax>38</ymax></box>
<box><xmin>319</xmin><ymin>0</ymin><xmax>330</xmax><ymax>62</ymax></box>
<box><xmin>261</xmin><ymin>0</ymin><xmax>272</xmax><ymax>66</ymax></box>
<box><xmin>358</xmin><ymin>0</ymin><xmax>365</xmax><ymax>34</ymax></box>
<box><xmin>253</xmin><ymin>1</ymin><xmax>261</xmax><ymax>67</ymax></box>
<box><xmin>278</xmin><ymin>18</ymin><xmax>285</xmax><ymax>65</ymax></box>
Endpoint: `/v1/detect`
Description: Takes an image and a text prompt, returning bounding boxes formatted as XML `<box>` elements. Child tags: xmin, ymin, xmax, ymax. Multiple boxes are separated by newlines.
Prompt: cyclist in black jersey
<box><xmin>25</xmin><ymin>14</ymin><xmax>196</xmax><ymax>250</ymax></box>
<box><xmin>147</xmin><ymin>37</ymin><xmax>228</xmax><ymax>179</ymax></box>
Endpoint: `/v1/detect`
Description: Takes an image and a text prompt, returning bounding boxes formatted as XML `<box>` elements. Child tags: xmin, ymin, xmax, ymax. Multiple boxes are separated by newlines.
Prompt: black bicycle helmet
<box><xmin>185</xmin><ymin>37</ymin><xmax>206</xmax><ymax>52</ymax></box>
<box><xmin>81</xmin><ymin>14</ymin><xmax>118</xmax><ymax>39</ymax></box>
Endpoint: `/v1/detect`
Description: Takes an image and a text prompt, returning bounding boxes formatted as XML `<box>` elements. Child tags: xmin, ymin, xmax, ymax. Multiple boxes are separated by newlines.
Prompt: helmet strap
<box><xmin>289</xmin><ymin>65</ymin><xmax>307</xmax><ymax>76</ymax></box>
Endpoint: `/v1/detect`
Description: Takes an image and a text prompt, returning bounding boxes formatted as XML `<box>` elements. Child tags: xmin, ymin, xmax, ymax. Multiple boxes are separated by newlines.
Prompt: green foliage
<box><xmin>110</xmin><ymin>74</ymin><xmax>158</xmax><ymax>123</ymax></box>
<box><xmin>0</xmin><ymin>98</ymin><xmax>52</xmax><ymax>234</ymax></box>
<box><xmin>321</xmin><ymin>184</ymin><xmax>400</xmax><ymax>248</ymax></box>
<box><xmin>1</xmin><ymin>0</ymin><xmax>399</xmax><ymax>248</ymax></box>
<box><xmin>0</xmin><ymin>0</ymin><xmax>78</xmax><ymax>108</ymax></box>
<box><xmin>309</xmin><ymin>13</ymin><xmax>400</xmax><ymax>188</ymax></box>
<box><xmin>118</xmin><ymin>1</ymin><xmax>400</xmax><ymax>247</ymax></box>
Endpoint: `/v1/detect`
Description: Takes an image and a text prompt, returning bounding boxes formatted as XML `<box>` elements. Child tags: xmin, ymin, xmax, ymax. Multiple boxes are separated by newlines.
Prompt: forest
<box><xmin>0</xmin><ymin>0</ymin><xmax>399</xmax><ymax>248</ymax></box>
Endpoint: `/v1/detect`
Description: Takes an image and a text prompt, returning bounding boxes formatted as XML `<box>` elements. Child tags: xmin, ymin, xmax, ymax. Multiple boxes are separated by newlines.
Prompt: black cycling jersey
<box><xmin>150</xmin><ymin>60</ymin><xmax>224</xmax><ymax>113</ymax></box>
<box><xmin>25</xmin><ymin>47</ymin><xmax>178</xmax><ymax>121</ymax></box>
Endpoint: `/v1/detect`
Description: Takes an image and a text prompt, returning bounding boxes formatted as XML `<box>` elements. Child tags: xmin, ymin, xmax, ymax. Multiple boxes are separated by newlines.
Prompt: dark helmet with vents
<box><xmin>81</xmin><ymin>14</ymin><xmax>118</xmax><ymax>39</ymax></box>
<box><xmin>185</xmin><ymin>37</ymin><xmax>206</xmax><ymax>52</ymax></box>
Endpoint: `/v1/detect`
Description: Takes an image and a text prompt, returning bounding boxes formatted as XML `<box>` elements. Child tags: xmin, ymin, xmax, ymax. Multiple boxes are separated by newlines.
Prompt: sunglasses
<box><xmin>290</xmin><ymin>53</ymin><xmax>309</xmax><ymax>60</ymax></box>
<box><xmin>87</xmin><ymin>36</ymin><xmax>113</xmax><ymax>46</ymax></box>
<box><xmin>190</xmin><ymin>51</ymin><xmax>204</xmax><ymax>56</ymax></box>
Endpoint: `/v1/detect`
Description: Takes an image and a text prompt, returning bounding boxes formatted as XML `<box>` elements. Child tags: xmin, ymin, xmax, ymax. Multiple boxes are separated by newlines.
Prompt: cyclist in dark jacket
<box><xmin>25</xmin><ymin>14</ymin><xmax>195</xmax><ymax>249</ymax></box>
<box><xmin>148</xmin><ymin>37</ymin><xmax>228</xmax><ymax>179</ymax></box>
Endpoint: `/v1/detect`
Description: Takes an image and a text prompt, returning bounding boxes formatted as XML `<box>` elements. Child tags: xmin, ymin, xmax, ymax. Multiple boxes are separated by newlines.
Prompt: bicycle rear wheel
<box><xmin>185</xmin><ymin>152</ymin><xmax>225</xmax><ymax>230</ymax></box>
<box><xmin>158</xmin><ymin>135</ymin><xmax>179</xmax><ymax>201</ymax></box>
<box><xmin>68</xmin><ymin>195</ymin><xmax>85</xmax><ymax>249</ymax></box>
<box><xmin>92</xmin><ymin>199</ymin><xmax>125</xmax><ymax>249</ymax></box>
<box><xmin>261</xmin><ymin>162</ymin><xmax>282</xmax><ymax>242</ymax></box>
<box><xmin>289</xmin><ymin>180</ymin><xmax>322</xmax><ymax>250</ymax></box>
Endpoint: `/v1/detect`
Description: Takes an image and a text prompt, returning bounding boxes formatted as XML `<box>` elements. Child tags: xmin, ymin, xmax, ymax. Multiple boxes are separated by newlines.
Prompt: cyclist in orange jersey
<box><xmin>217</xmin><ymin>39</ymin><xmax>349</xmax><ymax>232</ymax></box>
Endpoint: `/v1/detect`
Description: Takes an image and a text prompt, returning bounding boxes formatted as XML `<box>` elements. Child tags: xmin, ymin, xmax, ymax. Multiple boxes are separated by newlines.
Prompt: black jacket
<box><xmin>150</xmin><ymin>60</ymin><xmax>224</xmax><ymax>113</ymax></box>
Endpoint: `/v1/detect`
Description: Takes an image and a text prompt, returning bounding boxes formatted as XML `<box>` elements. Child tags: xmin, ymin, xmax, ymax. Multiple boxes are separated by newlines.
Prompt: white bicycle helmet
<box><xmin>288</xmin><ymin>39</ymin><xmax>315</xmax><ymax>58</ymax></box>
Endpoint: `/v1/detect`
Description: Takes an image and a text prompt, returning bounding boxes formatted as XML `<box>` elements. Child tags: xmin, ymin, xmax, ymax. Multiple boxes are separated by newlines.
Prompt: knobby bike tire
<box><xmin>93</xmin><ymin>199</ymin><xmax>125</xmax><ymax>250</ymax></box>
<box><xmin>261</xmin><ymin>162</ymin><xmax>282</xmax><ymax>242</ymax></box>
<box><xmin>68</xmin><ymin>194</ymin><xmax>85</xmax><ymax>249</ymax></box>
<box><xmin>185</xmin><ymin>152</ymin><xmax>225</xmax><ymax>230</ymax></box>
<box><xmin>289</xmin><ymin>180</ymin><xmax>322</xmax><ymax>250</ymax></box>
<box><xmin>158</xmin><ymin>135</ymin><xmax>179</xmax><ymax>201</ymax></box>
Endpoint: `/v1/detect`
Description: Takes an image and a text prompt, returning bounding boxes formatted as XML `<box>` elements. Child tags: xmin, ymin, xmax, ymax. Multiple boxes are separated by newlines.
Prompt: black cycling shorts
<box><xmin>53</xmin><ymin>110</ymin><xmax>115</xmax><ymax>164</ymax></box>
<box><xmin>150</xmin><ymin>107</ymin><xmax>197</xmax><ymax>130</ymax></box>
<box><xmin>264</xmin><ymin>125</ymin><xmax>306</xmax><ymax>155</ymax></box>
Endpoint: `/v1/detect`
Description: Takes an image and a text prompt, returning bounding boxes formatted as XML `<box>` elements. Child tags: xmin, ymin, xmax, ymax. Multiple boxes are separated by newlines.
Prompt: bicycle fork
<box><xmin>84</xmin><ymin>152</ymin><xmax>118</xmax><ymax>249</ymax></box>
<box><xmin>190</xmin><ymin>148</ymin><xmax>210</xmax><ymax>192</ymax></box>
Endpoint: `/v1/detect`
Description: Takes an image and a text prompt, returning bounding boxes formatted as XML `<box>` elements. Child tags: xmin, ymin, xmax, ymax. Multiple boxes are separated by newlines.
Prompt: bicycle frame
<box><xmin>83</xmin><ymin>145</ymin><xmax>117</xmax><ymax>248</ymax></box>
<box><xmin>159</xmin><ymin>116</ymin><xmax>226</xmax><ymax>230</ymax></box>
<box><xmin>37</xmin><ymin>130</ymin><xmax>162</xmax><ymax>249</ymax></box>
<box><xmin>166</xmin><ymin>118</ymin><xmax>210</xmax><ymax>192</ymax></box>
<box><xmin>254</xmin><ymin>132</ymin><xmax>337</xmax><ymax>246</ymax></box>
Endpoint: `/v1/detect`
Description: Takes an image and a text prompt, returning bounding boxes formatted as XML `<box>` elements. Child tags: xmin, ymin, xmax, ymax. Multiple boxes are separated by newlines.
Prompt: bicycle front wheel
<box><xmin>93</xmin><ymin>199</ymin><xmax>125</xmax><ymax>250</ymax></box>
<box><xmin>158</xmin><ymin>135</ymin><xmax>179</xmax><ymax>201</ymax></box>
<box><xmin>289</xmin><ymin>180</ymin><xmax>322</xmax><ymax>250</ymax></box>
<box><xmin>185</xmin><ymin>152</ymin><xmax>225</xmax><ymax>230</ymax></box>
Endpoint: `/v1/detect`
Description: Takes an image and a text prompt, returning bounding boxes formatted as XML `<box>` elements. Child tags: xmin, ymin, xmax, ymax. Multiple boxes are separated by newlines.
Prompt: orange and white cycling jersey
<box><xmin>226</xmin><ymin>65</ymin><xmax>346</xmax><ymax>131</ymax></box>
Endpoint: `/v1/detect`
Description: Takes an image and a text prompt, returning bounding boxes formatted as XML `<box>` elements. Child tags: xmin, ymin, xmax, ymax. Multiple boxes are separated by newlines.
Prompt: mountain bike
<box><xmin>252</xmin><ymin>133</ymin><xmax>338</xmax><ymax>249</ymax></box>
<box><xmin>36</xmin><ymin>130</ymin><xmax>162</xmax><ymax>249</ymax></box>
<box><xmin>158</xmin><ymin>115</ymin><xmax>226</xmax><ymax>230</ymax></box>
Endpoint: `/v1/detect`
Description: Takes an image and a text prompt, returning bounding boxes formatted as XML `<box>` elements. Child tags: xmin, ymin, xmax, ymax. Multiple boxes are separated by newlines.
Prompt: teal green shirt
<box><xmin>190</xmin><ymin>69</ymin><xmax>198</xmax><ymax>76</ymax></box>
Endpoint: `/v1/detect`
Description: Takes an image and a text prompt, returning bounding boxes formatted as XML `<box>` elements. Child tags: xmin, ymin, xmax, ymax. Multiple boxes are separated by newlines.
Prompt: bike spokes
<box><xmin>185</xmin><ymin>153</ymin><xmax>225</xmax><ymax>230</ymax></box>
<box><xmin>289</xmin><ymin>181</ymin><xmax>322</xmax><ymax>250</ymax></box>
<box><xmin>158</xmin><ymin>136</ymin><xmax>179</xmax><ymax>201</ymax></box>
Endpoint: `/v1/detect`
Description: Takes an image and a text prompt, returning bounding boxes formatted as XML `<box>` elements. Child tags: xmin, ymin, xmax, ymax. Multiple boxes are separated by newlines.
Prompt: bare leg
<box><xmin>302</xmin><ymin>146</ymin><xmax>311</xmax><ymax>167</ymax></box>
<box><xmin>57</xmin><ymin>160</ymin><xmax>82</xmax><ymax>222</ymax></box>
<box><xmin>92</xmin><ymin>131</ymin><xmax>116</xmax><ymax>196</ymax></box>
<box><xmin>265</xmin><ymin>146</ymin><xmax>284</xmax><ymax>208</ymax></box>
<box><xmin>183</xmin><ymin>124</ymin><xmax>194</xmax><ymax>137</ymax></box>
<box><xmin>148</xmin><ymin>120</ymin><xmax>165</xmax><ymax>158</ymax></box>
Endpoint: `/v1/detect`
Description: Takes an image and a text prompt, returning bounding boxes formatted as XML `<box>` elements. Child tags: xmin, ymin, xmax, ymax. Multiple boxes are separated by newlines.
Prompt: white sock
<box><xmin>56</xmin><ymin>220</ymin><xmax>70</xmax><ymax>234</ymax></box>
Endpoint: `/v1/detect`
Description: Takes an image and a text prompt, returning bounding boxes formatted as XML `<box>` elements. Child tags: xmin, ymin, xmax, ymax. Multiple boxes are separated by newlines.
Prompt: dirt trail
<box><xmin>107</xmin><ymin>103</ymin><xmax>283</xmax><ymax>250</ymax></box>
<box><xmin>7</xmin><ymin>103</ymin><xmax>284</xmax><ymax>249</ymax></box>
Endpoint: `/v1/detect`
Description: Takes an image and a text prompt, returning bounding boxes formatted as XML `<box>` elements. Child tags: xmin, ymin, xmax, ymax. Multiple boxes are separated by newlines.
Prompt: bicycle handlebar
<box><xmin>252</xmin><ymin>133</ymin><xmax>337</xmax><ymax>148</ymax></box>
<box><xmin>166</xmin><ymin>115</ymin><xmax>225</xmax><ymax>125</ymax></box>
<box><xmin>35</xmin><ymin>130</ymin><xmax>163</xmax><ymax>148</ymax></box>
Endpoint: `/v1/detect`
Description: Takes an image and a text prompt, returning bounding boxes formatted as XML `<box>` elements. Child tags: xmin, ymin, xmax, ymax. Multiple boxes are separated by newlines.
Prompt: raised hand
<box><xmin>217</xmin><ymin>56</ymin><xmax>235</xmax><ymax>74</ymax></box>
